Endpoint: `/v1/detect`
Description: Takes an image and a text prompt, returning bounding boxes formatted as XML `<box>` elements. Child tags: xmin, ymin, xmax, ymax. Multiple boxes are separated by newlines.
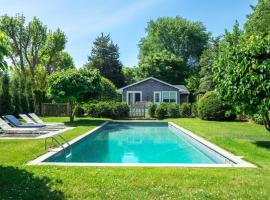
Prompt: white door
<box><xmin>127</xmin><ymin>92</ymin><xmax>142</xmax><ymax>105</ymax></box>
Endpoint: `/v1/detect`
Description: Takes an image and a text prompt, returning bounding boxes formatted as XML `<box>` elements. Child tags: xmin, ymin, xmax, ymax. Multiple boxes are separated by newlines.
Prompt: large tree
<box><xmin>0</xmin><ymin>31</ymin><xmax>8</xmax><ymax>71</ymax></box>
<box><xmin>213</xmin><ymin>22</ymin><xmax>270</xmax><ymax>132</ymax></box>
<box><xmin>139</xmin><ymin>50</ymin><xmax>188</xmax><ymax>84</ymax></box>
<box><xmin>85</xmin><ymin>33</ymin><xmax>124</xmax><ymax>88</ymax></box>
<box><xmin>139</xmin><ymin>17</ymin><xmax>209</xmax><ymax>83</ymax></box>
<box><xmin>245</xmin><ymin>0</ymin><xmax>270</xmax><ymax>35</ymax></box>
<box><xmin>197</xmin><ymin>37</ymin><xmax>220</xmax><ymax>95</ymax></box>
<box><xmin>47</xmin><ymin>68</ymin><xmax>101</xmax><ymax>122</ymax></box>
<box><xmin>0</xmin><ymin>73</ymin><xmax>13</xmax><ymax>115</ymax></box>
<box><xmin>0</xmin><ymin>14</ymin><xmax>71</xmax><ymax>76</ymax></box>
<box><xmin>123</xmin><ymin>67</ymin><xmax>140</xmax><ymax>85</ymax></box>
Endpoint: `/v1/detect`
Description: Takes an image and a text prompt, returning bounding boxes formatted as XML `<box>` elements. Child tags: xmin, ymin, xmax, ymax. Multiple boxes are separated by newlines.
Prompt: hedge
<box><xmin>85</xmin><ymin>102</ymin><xmax>129</xmax><ymax>119</ymax></box>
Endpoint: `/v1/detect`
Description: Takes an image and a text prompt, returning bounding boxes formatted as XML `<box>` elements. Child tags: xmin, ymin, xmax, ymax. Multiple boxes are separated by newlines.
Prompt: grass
<box><xmin>0</xmin><ymin>117</ymin><xmax>270</xmax><ymax>199</ymax></box>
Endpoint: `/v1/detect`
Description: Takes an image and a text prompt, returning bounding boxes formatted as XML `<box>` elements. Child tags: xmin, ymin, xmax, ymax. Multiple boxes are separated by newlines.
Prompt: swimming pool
<box><xmin>30</xmin><ymin>122</ymin><xmax>255</xmax><ymax>167</ymax></box>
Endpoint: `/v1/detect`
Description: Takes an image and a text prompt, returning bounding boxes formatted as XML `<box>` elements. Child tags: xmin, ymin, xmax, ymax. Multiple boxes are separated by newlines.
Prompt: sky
<box><xmin>0</xmin><ymin>0</ymin><xmax>257</xmax><ymax>68</ymax></box>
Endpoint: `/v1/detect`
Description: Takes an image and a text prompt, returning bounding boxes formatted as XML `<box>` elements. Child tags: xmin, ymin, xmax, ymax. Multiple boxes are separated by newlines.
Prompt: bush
<box><xmin>75</xmin><ymin>106</ymin><xmax>85</xmax><ymax>117</ymax></box>
<box><xmin>179</xmin><ymin>103</ymin><xmax>192</xmax><ymax>117</ymax></box>
<box><xmin>251</xmin><ymin>113</ymin><xmax>264</xmax><ymax>124</ymax></box>
<box><xmin>85</xmin><ymin>101</ymin><xmax>129</xmax><ymax>119</ymax></box>
<box><xmin>167</xmin><ymin>104</ymin><xmax>179</xmax><ymax>118</ymax></box>
<box><xmin>191</xmin><ymin>103</ymin><xmax>198</xmax><ymax>117</ymax></box>
<box><xmin>198</xmin><ymin>91</ymin><xmax>227</xmax><ymax>120</ymax></box>
<box><xmin>85</xmin><ymin>103</ymin><xmax>98</xmax><ymax>117</ymax></box>
<box><xmin>155</xmin><ymin>103</ymin><xmax>167</xmax><ymax>119</ymax></box>
<box><xmin>112</xmin><ymin>102</ymin><xmax>129</xmax><ymax>119</ymax></box>
<box><xmin>148</xmin><ymin>103</ymin><xmax>156</xmax><ymax>117</ymax></box>
<box><xmin>98</xmin><ymin>77</ymin><xmax>119</xmax><ymax>101</ymax></box>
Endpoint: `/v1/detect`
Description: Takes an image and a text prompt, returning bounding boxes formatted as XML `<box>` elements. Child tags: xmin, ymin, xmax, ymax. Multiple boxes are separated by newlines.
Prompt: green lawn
<box><xmin>0</xmin><ymin>117</ymin><xmax>270</xmax><ymax>199</ymax></box>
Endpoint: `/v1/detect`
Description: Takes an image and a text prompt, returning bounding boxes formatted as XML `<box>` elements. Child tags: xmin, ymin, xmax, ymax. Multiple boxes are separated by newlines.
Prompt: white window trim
<box><xmin>161</xmin><ymin>91</ymin><xmax>177</xmax><ymax>103</ymax></box>
<box><xmin>153</xmin><ymin>91</ymin><xmax>162</xmax><ymax>104</ymax></box>
<box><xmin>126</xmin><ymin>91</ymin><xmax>142</xmax><ymax>105</ymax></box>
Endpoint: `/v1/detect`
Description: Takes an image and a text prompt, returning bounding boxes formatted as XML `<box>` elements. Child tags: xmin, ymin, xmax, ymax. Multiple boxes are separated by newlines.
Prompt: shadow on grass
<box><xmin>64</xmin><ymin>118</ymin><xmax>107</xmax><ymax>127</ymax></box>
<box><xmin>254</xmin><ymin>141</ymin><xmax>270</xmax><ymax>151</ymax></box>
<box><xmin>0</xmin><ymin>166</ymin><xmax>64</xmax><ymax>200</ymax></box>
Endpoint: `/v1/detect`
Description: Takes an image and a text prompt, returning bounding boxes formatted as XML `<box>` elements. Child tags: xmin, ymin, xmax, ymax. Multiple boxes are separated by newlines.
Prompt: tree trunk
<box><xmin>69</xmin><ymin>102</ymin><xmax>78</xmax><ymax>122</ymax></box>
<box><xmin>69</xmin><ymin>102</ymin><xmax>74</xmax><ymax>122</ymax></box>
<box><xmin>262</xmin><ymin>111</ymin><xmax>270</xmax><ymax>132</ymax></box>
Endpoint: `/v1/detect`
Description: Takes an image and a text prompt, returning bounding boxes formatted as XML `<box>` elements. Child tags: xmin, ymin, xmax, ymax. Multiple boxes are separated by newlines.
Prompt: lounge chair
<box><xmin>28</xmin><ymin>113</ymin><xmax>65</xmax><ymax>127</ymax></box>
<box><xmin>0</xmin><ymin>118</ymin><xmax>48</xmax><ymax>134</ymax></box>
<box><xmin>4</xmin><ymin>115</ymin><xmax>46</xmax><ymax>128</ymax></box>
<box><xmin>19</xmin><ymin>114</ymin><xmax>63</xmax><ymax>130</ymax></box>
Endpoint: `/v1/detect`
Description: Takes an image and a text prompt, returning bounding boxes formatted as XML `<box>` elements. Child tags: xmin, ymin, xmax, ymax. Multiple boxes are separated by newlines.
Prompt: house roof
<box><xmin>118</xmin><ymin>77</ymin><xmax>190</xmax><ymax>94</ymax></box>
<box><xmin>173</xmin><ymin>85</ymin><xmax>190</xmax><ymax>94</ymax></box>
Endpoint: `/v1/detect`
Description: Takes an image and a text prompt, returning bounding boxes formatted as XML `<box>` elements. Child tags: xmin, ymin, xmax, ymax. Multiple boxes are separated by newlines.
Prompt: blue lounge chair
<box><xmin>4</xmin><ymin>115</ymin><xmax>46</xmax><ymax>128</ymax></box>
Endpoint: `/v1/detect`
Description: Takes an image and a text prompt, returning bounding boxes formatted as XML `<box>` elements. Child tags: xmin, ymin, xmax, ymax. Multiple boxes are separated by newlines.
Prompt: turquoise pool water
<box><xmin>45</xmin><ymin>122</ymin><xmax>230</xmax><ymax>164</ymax></box>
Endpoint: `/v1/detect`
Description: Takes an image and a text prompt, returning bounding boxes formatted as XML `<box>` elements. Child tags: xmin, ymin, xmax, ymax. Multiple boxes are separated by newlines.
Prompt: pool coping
<box><xmin>27</xmin><ymin>121</ymin><xmax>256</xmax><ymax>168</ymax></box>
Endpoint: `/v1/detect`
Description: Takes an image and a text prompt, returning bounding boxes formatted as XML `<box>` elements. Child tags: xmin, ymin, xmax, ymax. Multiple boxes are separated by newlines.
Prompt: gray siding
<box><xmin>123</xmin><ymin>79</ymin><xmax>187</xmax><ymax>104</ymax></box>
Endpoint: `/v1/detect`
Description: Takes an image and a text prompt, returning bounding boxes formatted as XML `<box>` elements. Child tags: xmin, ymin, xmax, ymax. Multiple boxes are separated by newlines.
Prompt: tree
<box><xmin>139</xmin><ymin>50</ymin><xmax>188</xmax><ymax>84</ymax></box>
<box><xmin>98</xmin><ymin>77</ymin><xmax>119</xmax><ymax>101</ymax></box>
<box><xmin>47</xmin><ymin>68</ymin><xmax>101</xmax><ymax>122</ymax></box>
<box><xmin>123</xmin><ymin>67</ymin><xmax>140</xmax><ymax>85</ymax></box>
<box><xmin>53</xmin><ymin>51</ymin><xmax>75</xmax><ymax>71</ymax></box>
<box><xmin>197</xmin><ymin>37</ymin><xmax>220</xmax><ymax>95</ymax></box>
<box><xmin>0</xmin><ymin>14</ymin><xmax>67</xmax><ymax>76</ymax></box>
<box><xmin>245</xmin><ymin>0</ymin><xmax>270</xmax><ymax>35</ymax></box>
<box><xmin>139</xmin><ymin>17</ymin><xmax>209</xmax><ymax>83</ymax></box>
<box><xmin>0</xmin><ymin>32</ymin><xmax>9</xmax><ymax>71</ymax></box>
<box><xmin>10</xmin><ymin>72</ymin><xmax>22</xmax><ymax>115</ymax></box>
<box><xmin>0</xmin><ymin>73</ymin><xmax>13</xmax><ymax>115</ymax></box>
<box><xmin>85</xmin><ymin>33</ymin><xmax>124</xmax><ymax>88</ymax></box>
<box><xmin>213</xmin><ymin>23</ymin><xmax>270</xmax><ymax>132</ymax></box>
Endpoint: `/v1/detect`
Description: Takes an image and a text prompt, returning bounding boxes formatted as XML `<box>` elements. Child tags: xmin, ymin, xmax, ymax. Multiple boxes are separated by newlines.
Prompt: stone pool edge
<box><xmin>27</xmin><ymin>121</ymin><xmax>256</xmax><ymax>168</ymax></box>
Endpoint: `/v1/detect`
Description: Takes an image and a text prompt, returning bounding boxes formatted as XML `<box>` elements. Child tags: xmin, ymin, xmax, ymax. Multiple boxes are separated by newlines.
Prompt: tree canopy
<box><xmin>138</xmin><ymin>17</ymin><xmax>209</xmax><ymax>84</ymax></box>
<box><xmin>245</xmin><ymin>0</ymin><xmax>270</xmax><ymax>35</ymax></box>
<box><xmin>213</xmin><ymin>22</ymin><xmax>270</xmax><ymax>131</ymax></box>
<box><xmin>0</xmin><ymin>32</ymin><xmax>8</xmax><ymax>71</ymax></box>
<box><xmin>47</xmin><ymin>68</ymin><xmax>101</xmax><ymax>121</ymax></box>
<box><xmin>85</xmin><ymin>33</ymin><xmax>124</xmax><ymax>88</ymax></box>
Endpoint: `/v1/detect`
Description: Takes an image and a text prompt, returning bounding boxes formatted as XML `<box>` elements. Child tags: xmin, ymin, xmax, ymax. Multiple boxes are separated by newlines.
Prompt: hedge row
<box><xmin>148</xmin><ymin>103</ymin><xmax>195</xmax><ymax>119</ymax></box>
<box><xmin>84</xmin><ymin>102</ymin><xmax>129</xmax><ymax>119</ymax></box>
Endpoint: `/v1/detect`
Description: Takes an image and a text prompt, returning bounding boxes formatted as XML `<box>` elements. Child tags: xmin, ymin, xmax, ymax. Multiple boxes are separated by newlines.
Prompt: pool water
<box><xmin>45</xmin><ymin>122</ymin><xmax>231</xmax><ymax>164</ymax></box>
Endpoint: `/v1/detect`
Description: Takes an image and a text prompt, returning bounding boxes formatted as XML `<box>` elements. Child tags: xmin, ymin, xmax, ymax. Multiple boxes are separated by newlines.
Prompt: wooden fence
<box><xmin>41</xmin><ymin>103</ymin><xmax>70</xmax><ymax>116</ymax></box>
<box><xmin>129</xmin><ymin>104</ymin><xmax>147</xmax><ymax>118</ymax></box>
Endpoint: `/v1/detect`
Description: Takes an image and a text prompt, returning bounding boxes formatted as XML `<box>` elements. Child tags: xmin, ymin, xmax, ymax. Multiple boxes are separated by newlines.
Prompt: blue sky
<box><xmin>0</xmin><ymin>0</ymin><xmax>257</xmax><ymax>68</ymax></box>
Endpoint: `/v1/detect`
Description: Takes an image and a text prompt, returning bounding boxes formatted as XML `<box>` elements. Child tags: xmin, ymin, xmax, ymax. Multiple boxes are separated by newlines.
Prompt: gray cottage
<box><xmin>118</xmin><ymin>77</ymin><xmax>189</xmax><ymax>105</ymax></box>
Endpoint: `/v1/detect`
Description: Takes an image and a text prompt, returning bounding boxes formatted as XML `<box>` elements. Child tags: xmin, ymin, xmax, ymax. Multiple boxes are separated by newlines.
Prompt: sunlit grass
<box><xmin>0</xmin><ymin>117</ymin><xmax>269</xmax><ymax>199</ymax></box>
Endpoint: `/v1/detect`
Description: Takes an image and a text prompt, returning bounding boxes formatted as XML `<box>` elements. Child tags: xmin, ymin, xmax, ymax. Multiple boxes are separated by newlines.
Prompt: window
<box><xmin>162</xmin><ymin>91</ymin><xmax>177</xmax><ymax>103</ymax></box>
<box><xmin>154</xmin><ymin>92</ymin><xmax>161</xmax><ymax>104</ymax></box>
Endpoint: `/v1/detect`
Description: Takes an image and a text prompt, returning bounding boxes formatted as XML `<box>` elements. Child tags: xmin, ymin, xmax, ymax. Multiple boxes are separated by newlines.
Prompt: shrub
<box><xmin>95</xmin><ymin>102</ymin><xmax>113</xmax><ymax>118</ymax></box>
<box><xmin>148</xmin><ymin>103</ymin><xmax>156</xmax><ymax>117</ymax></box>
<box><xmin>191</xmin><ymin>103</ymin><xmax>198</xmax><ymax>117</ymax></box>
<box><xmin>155</xmin><ymin>103</ymin><xmax>167</xmax><ymax>119</ymax></box>
<box><xmin>112</xmin><ymin>102</ymin><xmax>129</xmax><ymax>119</ymax></box>
<box><xmin>251</xmin><ymin>113</ymin><xmax>264</xmax><ymax>125</ymax></box>
<box><xmin>198</xmin><ymin>91</ymin><xmax>227</xmax><ymax>120</ymax></box>
<box><xmin>85</xmin><ymin>101</ymin><xmax>129</xmax><ymax>118</ymax></box>
<box><xmin>75</xmin><ymin>106</ymin><xmax>85</xmax><ymax>117</ymax></box>
<box><xmin>167</xmin><ymin>104</ymin><xmax>179</xmax><ymax>118</ymax></box>
<box><xmin>179</xmin><ymin>103</ymin><xmax>192</xmax><ymax>117</ymax></box>
<box><xmin>85</xmin><ymin>104</ymin><xmax>98</xmax><ymax>117</ymax></box>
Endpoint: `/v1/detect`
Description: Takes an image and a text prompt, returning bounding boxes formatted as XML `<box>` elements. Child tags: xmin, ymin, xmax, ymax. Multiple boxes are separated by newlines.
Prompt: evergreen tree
<box><xmin>20</xmin><ymin>76</ymin><xmax>29</xmax><ymax>113</ymax></box>
<box><xmin>85</xmin><ymin>33</ymin><xmax>124</xmax><ymax>88</ymax></box>
<box><xmin>26</xmin><ymin>79</ymin><xmax>35</xmax><ymax>112</ymax></box>
<box><xmin>11</xmin><ymin>74</ymin><xmax>22</xmax><ymax>115</ymax></box>
<box><xmin>0</xmin><ymin>73</ymin><xmax>13</xmax><ymax>115</ymax></box>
